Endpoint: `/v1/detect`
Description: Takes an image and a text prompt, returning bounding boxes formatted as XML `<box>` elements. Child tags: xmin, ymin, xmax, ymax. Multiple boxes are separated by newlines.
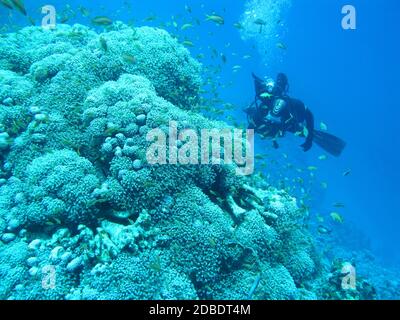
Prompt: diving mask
<box><xmin>265</xmin><ymin>78</ymin><xmax>275</xmax><ymax>94</ymax></box>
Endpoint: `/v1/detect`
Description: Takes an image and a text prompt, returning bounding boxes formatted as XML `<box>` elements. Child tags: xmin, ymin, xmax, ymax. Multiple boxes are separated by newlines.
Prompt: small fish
<box><xmin>0</xmin><ymin>0</ymin><xmax>13</xmax><ymax>10</ymax></box>
<box><xmin>79</xmin><ymin>6</ymin><xmax>90</xmax><ymax>17</ymax></box>
<box><xmin>181</xmin><ymin>23</ymin><xmax>193</xmax><ymax>30</ymax></box>
<box><xmin>182</xmin><ymin>40</ymin><xmax>194</xmax><ymax>47</ymax></box>
<box><xmin>318</xmin><ymin>225</ymin><xmax>332</xmax><ymax>235</ymax></box>
<box><xmin>10</xmin><ymin>0</ymin><xmax>26</xmax><ymax>16</ymax></box>
<box><xmin>254</xmin><ymin>18</ymin><xmax>267</xmax><ymax>25</ymax></box>
<box><xmin>254</xmin><ymin>19</ymin><xmax>267</xmax><ymax>33</ymax></box>
<box><xmin>243</xmin><ymin>54</ymin><xmax>252</xmax><ymax>59</ymax></box>
<box><xmin>145</xmin><ymin>14</ymin><xmax>157</xmax><ymax>22</ymax></box>
<box><xmin>99</xmin><ymin>37</ymin><xmax>108</xmax><ymax>52</ymax></box>
<box><xmin>184</xmin><ymin>4</ymin><xmax>192</xmax><ymax>13</ymax></box>
<box><xmin>260</xmin><ymin>92</ymin><xmax>273</xmax><ymax>99</ymax></box>
<box><xmin>233</xmin><ymin>22</ymin><xmax>243</xmax><ymax>29</ymax></box>
<box><xmin>330</xmin><ymin>212</ymin><xmax>344</xmax><ymax>224</ymax></box>
<box><xmin>92</xmin><ymin>16</ymin><xmax>113</xmax><ymax>26</ymax></box>
<box><xmin>321</xmin><ymin>182</ymin><xmax>328</xmax><ymax>189</ymax></box>
<box><xmin>316</xmin><ymin>214</ymin><xmax>325</xmax><ymax>223</ymax></box>
<box><xmin>303</xmin><ymin>126</ymin><xmax>309</xmax><ymax>137</ymax></box>
<box><xmin>172</xmin><ymin>21</ymin><xmax>178</xmax><ymax>28</ymax></box>
<box><xmin>343</xmin><ymin>169</ymin><xmax>351</xmax><ymax>176</ymax></box>
<box><xmin>276</xmin><ymin>42</ymin><xmax>287</xmax><ymax>50</ymax></box>
<box><xmin>209</xmin><ymin>190</ymin><xmax>218</xmax><ymax>197</ymax></box>
<box><xmin>220</xmin><ymin>53</ymin><xmax>227</xmax><ymax>63</ymax></box>
<box><xmin>247</xmin><ymin>273</ymin><xmax>262</xmax><ymax>300</ymax></box>
<box><xmin>318</xmin><ymin>154</ymin><xmax>327</xmax><ymax>161</ymax></box>
<box><xmin>206</xmin><ymin>14</ymin><xmax>224</xmax><ymax>25</ymax></box>
<box><xmin>333</xmin><ymin>202</ymin><xmax>345</xmax><ymax>208</ymax></box>
<box><xmin>232</xmin><ymin>65</ymin><xmax>242</xmax><ymax>71</ymax></box>
<box><xmin>60</xmin><ymin>15</ymin><xmax>70</xmax><ymax>24</ymax></box>
<box><xmin>307</xmin><ymin>166</ymin><xmax>318</xmax><ymax>171</ymax></box>
<box><xmin>28</xmin><ymin>16</ymin><xmax>35</xmax><ymax>26</ymax></box>
<box><xmin>320</xmin><ymin>122</ymin><xmax>328</xmax><ymax>131</ymax></box>
<box><xmin>122</xmin><ymin>54</ymin><xmax>136</xmax><ymax>64</ymax></box>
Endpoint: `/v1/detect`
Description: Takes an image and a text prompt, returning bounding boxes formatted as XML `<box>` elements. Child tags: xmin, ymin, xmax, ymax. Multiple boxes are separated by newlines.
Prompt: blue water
<box><xmin>1</xmin><ymin>0</ymin><xmax>399</xmax><ymax>298</ymax></box>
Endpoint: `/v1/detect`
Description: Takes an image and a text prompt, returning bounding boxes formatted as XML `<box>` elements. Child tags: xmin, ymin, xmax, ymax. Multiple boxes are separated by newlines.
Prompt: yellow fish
<box><xmin>277</xmin><ymin>42</ymin><xmax>287</xmax><ymax>50</ymax></box>
<box><xmin>343</xmin><ymin>169</ymin><xmax>351</xmax><ymax>177</ymax></box>
<box><xmin>28</xmin><ymin>16</ymin><xmax>35</xmax><ymax>26</ymax></box>
<box><xmin>10</xmin><ymin>0</ymin><xmax>26</xmax><ymax>16</ymax></box>
<box><xmin>0</xmin><ymin>0</ymin><xmax>13</xmax><ymax>10</ymax></box>
<box><xmin>92</xmin><ymin>16</ymin><xmax>113</xmax><ymax>26</ymax></box>
<box><xmin>181</xmin><ymin>23</ymin><xmax>193</xmax><ymax>30</ymax></box>
<box><xmin>182</xmin><ymin>40</ymin><xmax>194</xmax><ymax>47</ymax></box>
<box><xmin>303</xmin><ymin>126</ymin><xmax>309</xmax><ymax>137</ymax></box>
<box><xmin>260</xmin><ymin>92</ymin><xmax>273</xmax><ymax>99</ymax></box>
<box><xmin>185</xmin><ymin>5</ymin><xmax>192</xmax><ymax>13</ymax></box>
<box><xmin>206</xmin><ymin>14</ymin><xmax>224</xmax><ymax>25</ymax></box>
<box><xmin>330</xmin><ymin>212</ymin><xmax>344</xmax><ymax>224</ymax></box>
<box><xmin>254</xmin><ymin>18</ymin><xmax>267</xmax><ymax>26</ymax></box>
<box><xmin>79</xmin><ymin>6</ymin><xmax>90</xmax><ymax>17</ymax></box>
<box><xmin>320</xmin><ymin>122</ymin><xmax>328</xmax><ymax>131</ymax></box>
<box><xmin>145</xmin><ymin>15</ymin><xmax>157</xmax><ymax>22</ymax></box>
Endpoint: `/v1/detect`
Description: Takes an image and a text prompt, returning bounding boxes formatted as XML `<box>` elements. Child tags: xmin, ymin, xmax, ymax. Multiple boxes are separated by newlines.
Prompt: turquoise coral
<box><xmin>0</xmin><ymin>22</ymin><xmax>355</xmax><ymax>300</ymax></box>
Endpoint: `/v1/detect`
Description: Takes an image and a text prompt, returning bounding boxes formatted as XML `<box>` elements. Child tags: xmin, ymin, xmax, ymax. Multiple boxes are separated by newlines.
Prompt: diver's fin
<box><xmin>313</xmin><ymin>130</ymin><xmax>346</xmax><ymax>157</ymax></box>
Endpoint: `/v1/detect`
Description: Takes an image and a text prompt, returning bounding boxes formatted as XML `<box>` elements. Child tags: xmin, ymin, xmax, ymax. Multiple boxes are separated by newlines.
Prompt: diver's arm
<box><xmin>301</xmin><ymin>108</ymin><xmax>314</xmax><ymax>151</ymax></box>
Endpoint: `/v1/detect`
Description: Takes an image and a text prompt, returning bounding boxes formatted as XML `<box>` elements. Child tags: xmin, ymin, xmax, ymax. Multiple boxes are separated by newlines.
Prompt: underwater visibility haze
<box><xmin>0</xmin><ymin>0</ymin><xmax>399</xmax><ymax>300</ymax></box>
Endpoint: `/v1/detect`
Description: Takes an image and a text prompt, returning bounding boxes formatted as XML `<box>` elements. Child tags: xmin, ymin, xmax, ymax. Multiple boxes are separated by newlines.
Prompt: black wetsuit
<box><xmin>246</xmin><ymin>73</ymin><xmax>314</xmax><ymax>151</ymax></box>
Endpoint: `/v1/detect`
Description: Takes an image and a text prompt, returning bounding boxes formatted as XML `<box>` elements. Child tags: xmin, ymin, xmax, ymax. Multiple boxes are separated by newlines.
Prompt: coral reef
<box><xmin>0</xmin><ymin>23</ymin><xmax>353</xmax><ymax>300</ymax></box>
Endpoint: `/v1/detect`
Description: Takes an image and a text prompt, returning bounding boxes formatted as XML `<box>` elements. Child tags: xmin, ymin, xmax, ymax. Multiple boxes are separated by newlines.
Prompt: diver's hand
<box><xmin>301</xmin><ymin>141</ymin><xmax>312</xmax><ymax>152</ymax></box>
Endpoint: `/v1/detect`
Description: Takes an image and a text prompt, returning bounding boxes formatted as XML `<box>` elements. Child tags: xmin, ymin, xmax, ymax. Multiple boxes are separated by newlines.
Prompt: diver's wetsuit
<box><xmin>246</xmin><ymin>73</ymin><xmax>314</xmax><ymax>151</ymax></box>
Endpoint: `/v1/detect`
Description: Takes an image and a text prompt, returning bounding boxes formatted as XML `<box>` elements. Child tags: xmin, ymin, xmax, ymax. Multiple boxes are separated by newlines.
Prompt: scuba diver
<box><xmin>245</xmin><ymin>73</ymin><xmax>346</xmax><ymax>156</ymax></box>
